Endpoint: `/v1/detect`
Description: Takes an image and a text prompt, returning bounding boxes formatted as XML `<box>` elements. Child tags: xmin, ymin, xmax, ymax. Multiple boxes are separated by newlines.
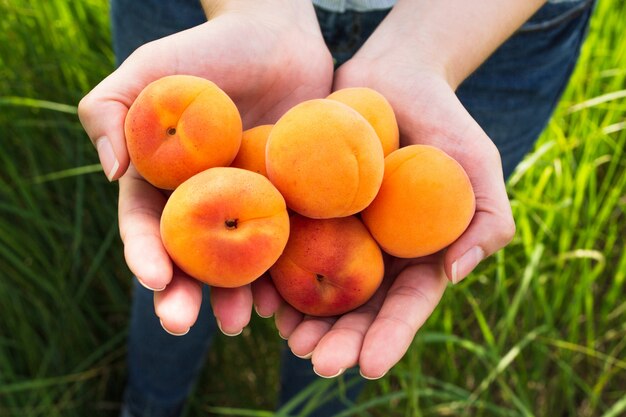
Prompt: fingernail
<box><xmin>293</xmin><ymin>351</ymin><xmax>313</xmax><ymax>360</ymax></box>
<box><xmin>278</xmin><ymin>331</ymin><xmax>288</xmax><ymax>340</ymax></box>
<box><xmin>313</xmin><ymin>367</ymin><xmax>345</xmax><ymax>379</ymax></box>
<box><xmin>95</xmin><ymin>136</ymin><xmax>119</xmax><ymax>181</ymax></box>
<box><xmin>451</xmin><ymin>246</ymin><xmax>485</xmax><ymax>284</ymax></box>
<box><xmin>137</xmin><ymin>277</ymin><xmax>166</xmax><ymax>292</ymax></box>
<box><xmin>359</xmin><ymin>369</ymin><xmax>387</xmax><ymax>380</ymax></box>
<box><xmin>216</xmin><ymin>318</ymin><xmax>243</xmax><ymax>337</ymax></box>
<box><xmin>255</xmin><ymin>305</ymin><xmax>273</xmax><ymax>319</ymax></box>
<box><xmin>160</xmin><ymin>318</ymin><xmax>189</xmax><ymax>336</ymax></box>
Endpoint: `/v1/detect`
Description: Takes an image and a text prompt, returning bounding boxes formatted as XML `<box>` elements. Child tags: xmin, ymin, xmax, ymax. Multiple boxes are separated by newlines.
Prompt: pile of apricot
<box><xmin>125</xmin><ymin>75</ymin><xmax>475</xmax><ymax>317</ymax></box>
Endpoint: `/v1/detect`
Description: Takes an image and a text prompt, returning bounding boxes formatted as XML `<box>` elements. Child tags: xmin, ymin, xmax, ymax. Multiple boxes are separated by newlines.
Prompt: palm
<box><xmin>273</xmin><ymin>253</ymin><xmax>445</xmax><ymax>378</ymax></box>
<box><xmin>123</xmin><ymin>16</ymin><xmax>333</xmax><ymax>129</ymax></box>
<box><xmin>347</xmin><ymin>68</ymin><xmax>515</xmax><ymax>282</ymax></box>
<box><xmin>79</xmin><ymin>7</ymin><xmax>333</xmax><ymax>335</ymax></box>
<box><xmin>271</xmin><ymin>59</ymin><xmax>515</xmax><ymax>378</ymax></box>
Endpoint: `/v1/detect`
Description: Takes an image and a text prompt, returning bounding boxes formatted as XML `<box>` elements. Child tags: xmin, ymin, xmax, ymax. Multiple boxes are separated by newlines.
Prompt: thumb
<box><xmin>78</xmin><ymin>77</ymin><xmax>131</xmax><ymax>182</ymax></box>
<box><xmin>443</xmin><ymin>140</ymin><xmax>516</xmax><ymax>284</ymax></box>
<box><xmin>444</xmin><ymin>208</ymin><xmax>516</xmax><ymax>284</ymax></box>
<box><xmin>77</xmin><ymin>49</ymin><xmax>164</xmax><ymax>181</ymax></box>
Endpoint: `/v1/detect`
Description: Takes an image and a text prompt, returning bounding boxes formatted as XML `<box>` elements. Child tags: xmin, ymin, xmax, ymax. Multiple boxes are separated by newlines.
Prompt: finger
<box><xmin>210</xmin><ymin>285</ymin><xmax>253</xmax><ymax>336</ymax></box>
<box><xmin>307</xmin><ymin>276</ymin><xmax>391</xmax><ymax>377</ymax></box>
<box><xmin>359</xmin><ymin>262</ymin><xmax>447</xmax><ymax>379</ymax></box>
<box><xmin>79</xmin><ymin>32</ymin><xmax>186</xmax><ymax>180</ymax></box>
<box><xmin>445</xmin><ymin>207</ymin><xmax>515</xmax><ymax>284</ymax></box>
<box><xmin>444</xmin><ymin>137</ymin><xmax>515</xmax><ymax>284</ymax></box>
<box><xmin>118</xmin><ymin>166</ymin><xmax>172</xmax><ymax>291</ymax></box>
<box><xmin>274</xmin><ymin>302</ymin><xmax>304</xmax><ymax>340</ymax></box>
<box><xmin>309</xmin><ymin>308</ymin><xmax>375</xmax><ymax>377</ymax></box>
<box><xmin>287</xmin><ymin>316</ymin><xmax>336</xmax><ymax>360</ymax></box>
<box><xmin>251</xmin><ymin>275</ymin><xmax>282</xmax><ymax>318</ymax></box>
<box><xmin>77</xmin><ymin>55</ymin><xmax>152</xmax><ymax>181</ymax></box>
<box><xmin>78</xmin><ymin>93</ymin><xmax>128</xmax><ymax>181</ymax></box>
<box><xmin>154</xmin><ymin>272</ymin><xmax>203</xmax><ymax>336</ymax></box>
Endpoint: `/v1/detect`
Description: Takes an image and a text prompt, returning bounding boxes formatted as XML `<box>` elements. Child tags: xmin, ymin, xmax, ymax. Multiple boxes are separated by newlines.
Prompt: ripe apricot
<box><xmin>125</xmin><ymin>75</ymin><xmax>242</xmax><ymax>190</ymax></box>
<box><xmin>361</xmin><ymin>145</ymin><xmax>475</xmax><ymax>258</ymax></box>
<box><xmin>270</xmin><ymin>214</ymin><xmax>384</xmax><ymax>317</ymax></box>
<box><xmin>327</xmin><ymin>87</ymin><xmax>399</xmax><ymax>157</ymax></box>
<box><xmin>230</xmin><ymin>124</ymin><xmax>273</xmax><ymax>177</ymax></box>
<box><xmin>266</xmin><ymin>99</ymin><xmax>384</xmax><ymax>219</ymax></box>
<box><xmin>160</xmin><ymin>167</ymin><xmax>290</xmax><ymax>288</ymax></box>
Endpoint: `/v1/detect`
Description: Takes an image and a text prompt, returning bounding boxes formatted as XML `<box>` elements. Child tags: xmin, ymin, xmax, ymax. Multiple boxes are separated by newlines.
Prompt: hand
<box><xmin>78</xmin><ymin>0</ymin><xmax>333</xmax><ymax>335</ymax></box>
<box><xmin>272</xmin><ymin>50</ymin><xmax>516</xmax><ymax>379</ymax></box>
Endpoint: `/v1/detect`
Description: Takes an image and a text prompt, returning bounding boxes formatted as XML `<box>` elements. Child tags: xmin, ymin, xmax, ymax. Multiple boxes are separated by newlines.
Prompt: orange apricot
<box><xmin>265</xmin><ymin>99</ymin><xmax>384</xmax><ymax>219</ymax></box>
<box><xmin>270</xmin><ymin>214</ymin><xmax>384</xmax><ymax>317</ymax></box>
<box><xmin>327</xmin><ymin>87</ymin><xmax>399</xmax><ymax>156</ymax></box>
<box><xmin>125</xmin><ymin>75</ymin><xmax>242</xmax><ymax>190</ymax></box>
<box><xmin>230</xmin><ymin>124</ymin><xmax>273</xmax><ymax>177</ymax></box>
<box><xmin>361</xmin><ymin>145</ymin><xmax>475</xmax><ymax>258</ymax></box>
<box><xmin>160</xmin><ymin>167</ymin><xmax>290</xmax><ymax>288</ymax></box>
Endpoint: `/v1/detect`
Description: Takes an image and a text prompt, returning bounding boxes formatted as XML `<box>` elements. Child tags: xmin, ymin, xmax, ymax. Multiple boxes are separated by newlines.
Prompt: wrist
<box><xmin>201</xmin><ymin>0</ymin><xmax>326</xmax><ymax>47</ymax></box>
<box><xmin>351</xmin><ymin>0</ymin><xmax>546</xmax><ymax>89</ymax></box>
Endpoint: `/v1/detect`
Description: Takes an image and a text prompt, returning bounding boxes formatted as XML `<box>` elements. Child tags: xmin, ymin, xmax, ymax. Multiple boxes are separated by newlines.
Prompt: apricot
<box><xmin>361</xmin><ymin>145</ymin><xmax>475</xmax><ymax>258</ymax></box>
<box><xmin>125</xmin><ymin>75</ymin><xmax>242</xmax><ymax>190</ymax></box>
<box><xmin>160</xmin><ymin>167</ymin><xmax>289</xmax><ymax>288</ymax></box>
<box><xmin>270</xmin><ymin>214</ymin><xmax>384</xmax><ymax>317</ymax></box>
<box><xmin>230</xmin><ymin>124</ymin><xmax>273</xmax><ymax>177</ymax></box>
<box><xmin>266</xmin><ymin>99</ymin><xmax>384</xmax><ymax>219</ymax></box>
<box><xmin>327</xmin><ymin>87</ymin><xmax>399</xmax><ymax>157</ymax></box>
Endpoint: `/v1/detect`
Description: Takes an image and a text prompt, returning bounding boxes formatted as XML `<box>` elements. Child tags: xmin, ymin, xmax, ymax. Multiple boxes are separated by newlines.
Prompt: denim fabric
<box><xmin>316</xmin><ymin>0</ymin><xmax>595</xmax><ymax>178</ymax></box>
<box><xmin>111</xmin><ymin>1</ymin><xmax>594</xmax><ymax>416</ymax></box>
<box><xmin>315</xmin><ymin>7</ymin><xmax>390</xmax><ymax>67</ymax></box>
<box><xmin>110</xmin><ymin>0</ymin><xmax>205</xmax><ymax>64</ymax></box>
<box><xmin>458</xmin><ymin>0</ymin><xmax>595</xmax><ymax>178</ymax></box>
<box><xmin>313</xmin><ymin>0</ymin><xmax>395</xmax><ymax>13</ymax></box>
<box><xmin>312</xmin><ymin>0</ymin><xmax>583</xmax><ymax>13</ymax></box>
<box><xmin>122</xmin><ymin>279</ymin><xmax>217</xmax><ymax>417</ymax></box>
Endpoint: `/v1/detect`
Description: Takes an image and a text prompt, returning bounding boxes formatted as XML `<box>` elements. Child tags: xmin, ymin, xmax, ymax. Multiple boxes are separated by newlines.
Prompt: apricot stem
<box><xmin>167</xmin><ymin>127</ymin><xmax>177</xmax><ymax>136</ymax></box>
<box><xmin>225</xmin><ymin>218</ymin><xmax>238</xmax><ymax>229</ymax></box>
<box><xmin>316</xmin><ymin>274</ymin><xmax>324</xmax><ymax>282</ymax></box>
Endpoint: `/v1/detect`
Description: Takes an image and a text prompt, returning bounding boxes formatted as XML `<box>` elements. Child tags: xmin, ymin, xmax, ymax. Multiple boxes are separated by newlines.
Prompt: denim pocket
<box><xmin>520</xmin><ymin>0</ymin><xmax>594</xmax><ymax>32</ymax></box>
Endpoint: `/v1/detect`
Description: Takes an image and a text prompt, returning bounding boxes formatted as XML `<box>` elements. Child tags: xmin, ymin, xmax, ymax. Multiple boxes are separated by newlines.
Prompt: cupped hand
<box><xmin>78</xmin><ymin>0</ymin><xmax>334</xmax><ymax>335</ymax></box>
<box><xmin>276</xmin><ymin>55</ymin><xmax>516</xmax><ymax>379</ymax></box>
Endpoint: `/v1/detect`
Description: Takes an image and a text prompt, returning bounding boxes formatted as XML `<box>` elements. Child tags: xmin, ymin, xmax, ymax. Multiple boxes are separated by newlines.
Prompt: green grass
<box><xmin>1</xmin><ymin>0</ymin><xmax>625</xmax><ymax>416</ymax></box>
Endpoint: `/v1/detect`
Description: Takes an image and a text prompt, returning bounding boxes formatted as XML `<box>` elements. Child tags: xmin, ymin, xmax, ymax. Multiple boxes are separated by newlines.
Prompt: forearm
<box><xmin>360</xmin><ymin>0</ymin><xmax>546</xmax><ymax>88</ymax></box>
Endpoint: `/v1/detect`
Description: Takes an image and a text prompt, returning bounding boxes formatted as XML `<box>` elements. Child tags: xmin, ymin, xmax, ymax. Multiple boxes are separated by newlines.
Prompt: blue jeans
<box><xmin>112</xmin><ymin>1</ymin><xmax>594</xmax><ymax>416</ymax></box>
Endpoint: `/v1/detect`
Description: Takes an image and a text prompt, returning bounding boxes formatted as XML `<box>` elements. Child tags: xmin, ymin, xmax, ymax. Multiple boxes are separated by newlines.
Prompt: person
<box><xmin>78</xmin><ymin>0</ymin><xmax>596</xmax><ymax>415</ymax></box>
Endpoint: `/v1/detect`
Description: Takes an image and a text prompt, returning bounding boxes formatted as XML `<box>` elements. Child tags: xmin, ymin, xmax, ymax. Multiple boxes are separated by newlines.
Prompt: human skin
<box><xmin>78</xmin><ymin>0</ymin><xmax>543</xmax><ymax>378</ymax></box>
<box><xmin>274</xmin><ymin>0</ymin><xmax>545</xmax><ymax>379</ymax></box>
<box><xmin>77</xmin><ymin>0</ymin><xmax>333</xmax><ymax>335</ymax></box>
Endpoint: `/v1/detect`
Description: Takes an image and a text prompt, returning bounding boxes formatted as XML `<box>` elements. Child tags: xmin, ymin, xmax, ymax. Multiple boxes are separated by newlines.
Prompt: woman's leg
<box><xmin>122</xmin><ymin>280</ymin><xmax>216</xmax><ymax>417</ymax></box>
